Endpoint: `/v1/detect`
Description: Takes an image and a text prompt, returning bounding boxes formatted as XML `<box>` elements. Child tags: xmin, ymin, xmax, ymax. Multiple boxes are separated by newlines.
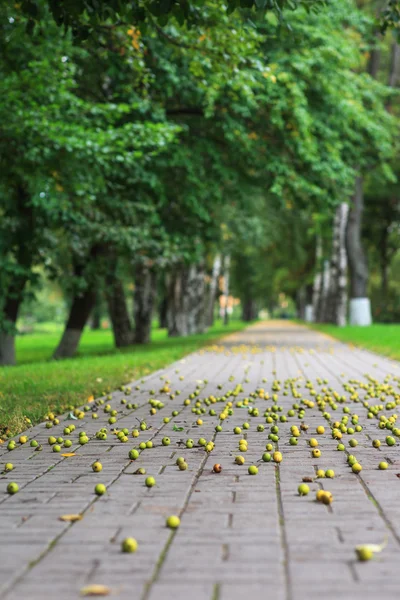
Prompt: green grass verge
<box><xmin>15</xmin><ymin>325</ymin><xmax>169</xmax><ymax>365</ymax></box>
<box><xmin>305</xmin><ymin>323</ymin><xmax>400</xmax><ymax>361</ymax></box>
<box><xmin>0</xmin><ymin>320</ymin><xmax>248</xmax><ymax>437</ymax></box>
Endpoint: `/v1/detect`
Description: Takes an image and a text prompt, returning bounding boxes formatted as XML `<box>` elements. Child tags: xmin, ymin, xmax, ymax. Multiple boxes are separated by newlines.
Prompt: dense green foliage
<box><xmin>229</xmin><ymin>2</ymin><xmax>398</xmax><ymax>310</ymax></box>
<box><xmin>0</xmin><ymin>0</ymin><xmax>399</xmax><ymax>368</ymax></box>
<box><xmin>381</xmin><ymin>0</ymin><xmax>400</xmax><ymax>34</ymax></box>
<box><xmin>22</xmin><ymin>0</ymin><xmax>327</xmax><ymax>38</ymax></box>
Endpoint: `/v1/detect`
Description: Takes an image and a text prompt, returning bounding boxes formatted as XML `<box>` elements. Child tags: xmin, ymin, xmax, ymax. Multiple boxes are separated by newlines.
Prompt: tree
<box><xmin>0</xmin><ymin>5</ymin><xmax>78</xmax><ymax>364</ymax></box>
<box><xmin>3</xmin><ymin>0</ymin><xmax>398</xmax><ymax>366</ymax></box>
<box><xmin>0</xmin><ymin>2</ymin><xmax>179</xmax><ymax>362</ymax></box>
<box><xmin>326</xmin><ymin>204</ymin><xmax>349</xmax><ymax>326</ymax></box>
<box><xmin>346</xmin><ymin>177</ymin><xmax>373</xmax><ymax>325</ymax></box>
<box><xmin>267</xmin><ymin>0</ymin><xmax>396</xmax><ymax>325</ymax></box>
<box><xmin>22</xmin><ymin>0</ymin><xmax>327</xmax><ymax>40</ymax></box>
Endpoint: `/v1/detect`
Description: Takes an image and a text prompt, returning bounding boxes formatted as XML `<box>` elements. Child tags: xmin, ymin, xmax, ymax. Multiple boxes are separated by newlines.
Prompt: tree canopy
<box><xmin>21</xmin><ymin>0</ymin><xmax>327</xmax><ymax>37</ymax></box>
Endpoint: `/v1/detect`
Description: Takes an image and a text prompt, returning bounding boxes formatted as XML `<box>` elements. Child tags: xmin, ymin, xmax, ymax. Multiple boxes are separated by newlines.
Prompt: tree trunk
<box><xmin>167</xmin><ymin>268</ymin><xmax>188</xmax><ymax>337</ymax></box>
<box><xmin>346</xmin><ymin>178</ymin><xmax>369</xmax><ymax>298</ymax></box>
<box><xmin>0</xmin><ymin>277</ymin><xmax>28</xmax><ymax>365</ymax></box>
<box><xmin>167</xmin><ymin>264</ymin><xmax>206</xmax><ymax>337</ymax></box>
<box><xmin>380</xmin><ymin>223</ymin><xmax>389</xmax><ymax>303</ymax></box>
<box><xmin>368</xmin><ymin>41</ymin><xmax>381</xmax><ymax>78</ymax></box>
<box><xmin>333</xmin><ymin>203</ymin><xmax>349</xmax><ymax>326</ymax></box>
<box><xmin>312</xmin><ymin>236</ymin><xmax>323</xmax><ymax>321</ymax></box>
<box><xmin>304</xmin><ymin>284</ymin><xmax>314</xmax><ymax>322</ymax></box>
<box><xmin>381</xmin><ymin>258</ymin><xmax>389</xmax><ymax>303</ymax></box>
<box><xmin>296</xmin><ymin>287</ymin><xmax>306</xmax><ymax>320</ymax></box>
<box><xmin>187</xmin><ymin>264</ymin><xmax>206</xmax><ymax>334</ymax></box>
<box><xmin>0</xmin><ymin>185</ymin><xmax>33</xmax><ymax>365</ymax></box>
<box><xmin>223</xmin><ymin>255</ymin><xmax>231</xmax><ymax>326</ymax></box>
<box><xmin>90</xmin><ymin>292</ymin><xmax>102</xmax><ymax>330</ymax></box>
<box><xmin>319</xmin><ymin>260</ymin><xmax>331</xmax><ymax>322</ymax></box>
<box><xmin>134</xmin><ymin>264</ymin><xmax>157</xmax><ymax>344</ymax></box>
<box><xmin>242</xmin><ymin>297</ymin><xmax>257</xmax><ymax>322</ymax></box>
<box><xmin>326</xmin><ymin>203</ymin><xmax>349</xmax><ymax>326</ymax></box>
<box><xmin>106</xmin><ymin>276</ymin><xmax>134</xmax><ymax>348</ymax></box>
<box><xmin>157</xmin><ymin>272</ymin><xmax>168</xmax><ymax>328</ymax></box>
<box><xmin>346</xmin><ymin>177</ymin><xmax>372</xmax><ymax>325</ymax></box>
<box><xmin>0</xmin><ymin>296</ymin><xmax>22</xmax><ymax>366</ymax></box>
<box><xmin>53</xmin><ymin>287</ymin><xmax>96</xmax><ymax>358</ymax></box>
<box><xmin>91</xmin><ymin>311</ymin><xmax>101</xmax><ymax>330</ymax></box>
<box><xmin>54</xmin><ymin>246</ymin><xmax>106</xmax><ymax>358</ymax></box>
<box><xmin>159</xmin><ymin>296</ymin><xmax>168</xmax><ymax>328</ymax></box>
<box><xmin>0</xmin><ymin>333</ymin><xmax>15</xmax><ymax>366</ymax></box>
<box><xmin>388</xmin><ymin>42</ymin><xmax>400</xmax><ymax>89</ymax></box>
<box><xmin>205</xmin><ymin>254</ymin><xmax>221</xmax><ymax>327</ymax></box>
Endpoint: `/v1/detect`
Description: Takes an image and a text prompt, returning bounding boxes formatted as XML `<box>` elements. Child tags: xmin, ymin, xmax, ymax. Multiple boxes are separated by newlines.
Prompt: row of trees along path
<box><xmin>1</xmin><ymin>0</ymin><xmax>399</xmax><ymax>365</ymax></box>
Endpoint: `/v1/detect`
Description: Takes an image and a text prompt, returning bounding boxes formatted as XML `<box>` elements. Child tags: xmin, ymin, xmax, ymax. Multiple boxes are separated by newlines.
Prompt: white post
<box><xmin>305</xmin><ymin>305</ymin><xmax>314</xmax><ymax>322</ymax></box>
<box><xmin>349</xmin><ymin>298</ymin><xmax>372</xmax><ymax>326</ymax></box>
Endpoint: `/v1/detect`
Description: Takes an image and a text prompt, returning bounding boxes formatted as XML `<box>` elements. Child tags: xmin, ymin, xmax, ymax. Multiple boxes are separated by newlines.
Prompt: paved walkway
<box><xmin>1</xmin><ymin>321</ymin><xmax>400</xmax><ymax>600</ymax></box>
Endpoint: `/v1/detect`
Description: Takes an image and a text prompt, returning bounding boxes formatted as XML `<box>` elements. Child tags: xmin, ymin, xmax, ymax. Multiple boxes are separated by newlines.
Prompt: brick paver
<box><xmin>1</xmin><ymin>321</ymin><xmax>400</xmax><ymax>600</ymax></box>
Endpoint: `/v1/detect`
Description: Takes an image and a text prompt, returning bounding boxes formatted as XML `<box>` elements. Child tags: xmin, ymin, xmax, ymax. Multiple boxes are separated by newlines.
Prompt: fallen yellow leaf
<box><xmin>88</xmin><ymin>395</ymin><xmax>94</xmax><ymax>402</ymax></box>
<box><xmin>61</xmin><ymin>453</ymin><xmax>76</xmax><ymax>457</ymax></box>
<box><xmin>80</xmin><ymin>585</ymin><xmax>111</xmax><ymax>596</ymax></box>
<box><xmin>59</xmin><ymin>514</ymin><xmax>83</xmax><ymax>522</ymax></box>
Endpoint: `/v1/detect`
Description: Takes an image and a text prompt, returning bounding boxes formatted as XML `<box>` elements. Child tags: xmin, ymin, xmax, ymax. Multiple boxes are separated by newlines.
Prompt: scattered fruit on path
<box><xmin>94</xmin><ymin>484</ymin><xmax>106</xmax><ymax>496</ymax></box>
<box><xmin>316</xmin><ymin>490</ymin><xmax>333</xmax><ymax>504</ymax></box>
<box><xmin>121</xmin><ymin>537</ymin><xmax>138</xmax><ymax>553</ymax></box>
<box><xmin>7</xmin><ymin>482</ymin><xmax>19</xmax><ymax>494</ymax></box>
<box><xmin>298</xmin><ymin>483</ymin><xmax>310</xmax><ymax>496</ymax></box>
<box><xmin>166</xmin><ymin>515</ymin><xmax>180</xmax><ymax>529</ymax></box>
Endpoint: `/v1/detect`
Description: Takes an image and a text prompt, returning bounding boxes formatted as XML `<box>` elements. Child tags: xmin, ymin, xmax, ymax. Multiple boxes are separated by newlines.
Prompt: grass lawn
<box><xmin>307</xmin><ymin>323</ymin><xmax>400</xmax><ymax>361</ymax></box>
<box><xmin>0</xmin><ymin>320</ymin><xmax>248</xmax><ymax>438</ymax></box>
<box><xmin>15</xmin><ymin>324</ymin><xmax>172</xmax><ymax>365</ymax></box>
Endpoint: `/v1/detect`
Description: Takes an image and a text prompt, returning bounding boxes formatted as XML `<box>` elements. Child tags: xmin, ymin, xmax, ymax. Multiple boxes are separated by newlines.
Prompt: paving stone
<box><xmin>1</xmin><ymin>321</ymin><xmax>400</xmax><ymax>600</ymax></box>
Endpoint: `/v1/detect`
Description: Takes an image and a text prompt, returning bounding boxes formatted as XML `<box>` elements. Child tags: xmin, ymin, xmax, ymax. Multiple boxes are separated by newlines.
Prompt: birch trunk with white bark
<box><xmin>223</xmin><ymin>255</ymin><xmax>230</xmax><ymax>326</ymax></box>
<box><xmin>326</xmin><ymin>203</ymin><xmax>349</xmax><ymax>326</ymax></box>
<box><xmin>167</xmin><ymin>264</ymin><xmax>206</xmax><ymax>337</ymax></box>
<box><xmin>205</xmin><ymin>254</ymin><xmax>221</xmax><ymax>327</ymax></box>
<box><xmin>312</xmin><ymin>237</ymin><xmax>323</xmax><ymax>322</ymax></box>
<box><xmin>346</xmin><ymin>177</ymin><xmax>372</xmax><ymax>325</ymax></box>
